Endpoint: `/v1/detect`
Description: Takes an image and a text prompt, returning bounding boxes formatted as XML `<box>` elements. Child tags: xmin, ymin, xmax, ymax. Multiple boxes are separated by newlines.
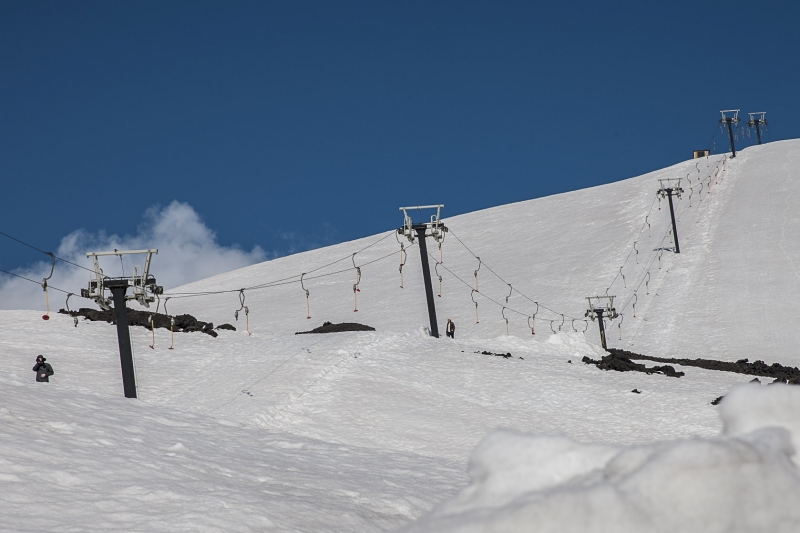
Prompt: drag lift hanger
<box><xmin>398</xmin><ymin>205</ymin><xmax>446</xmax><ymax>338</ymax></box>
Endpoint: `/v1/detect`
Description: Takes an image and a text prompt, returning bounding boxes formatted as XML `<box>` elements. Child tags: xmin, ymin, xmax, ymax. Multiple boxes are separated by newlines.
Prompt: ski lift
<box><xmin>584</xmin><ymin>295</ymin><xmax>619</xmax><ymax>322</ymax></box>
<box><xmin>164</xmin><ymin>297</ymin><xmax>175</xmax><ymax>350</ymax></box>
<box><xmin>646</xmin><ymin>272</ymin><xmax>651</xmax><ymax>295</ymax></box>
<box><xmin>634</xmin><ymin>241</ymin><xmax>638</xmax><ymax>264</ymax></box>
<box><xmin>235</xmin><ymin>289</ymin><xmax>250</xmax><ymax>336</ymax></box>
<box><xmin>505</xmin><ymin>283</ymin><xmax>512</xmax><ymax>304</ymax></box>
<box><xmin>41</xmin><ymin>252</ymin><xmax>55</xmax><ymax>320</ymax></box>
<box><xmin>502</xmin><ymin>307</ymin><xmax>509</xmax><ymax>335</ymax></box>
<box><xmin>433</xmin><ymin>224</ymin><xmax>446</xmax><ymax>264</ymax></box>
<box><xmin>559</xmin><ymin>314</ymin><xmax>565</xmax><ymax>331</ymax></box>
<box><xmin>528</xmin><ymin>302</ymin><xmax>539</xmax><ymax>337</ymax></box>
<box><xmin>549</xmin><ymin>320</ymin><xmax>557</xmax><ymax>334</ymax></box>
<box><xmin>82</xmin><ymin>249</ymin><xmax>161</xmax><ymax>311</ymax></box>
<box><xmin>65</xmin><ymin>292</ymin><xmax>78</xmax><ymax>327</ymax></box>
<box><xmin>474</xmin><ymin>256</ymin><xmax>481</xmax><ymax>292</ymax></box>
<box><xmin>149</xmin><ymin>294</ymin><xmax>161</xmax><ymax>349</ymax></box>
<box><xmin>632</xmin><ymin>292</ymin><xmax>638</xmax><ymax>318</ymax></box>
<box><xmin>620</xmin><ymin>267</ymin><xmax>626</xmax><ymax>288</ymax></box>
<box><xmin>301</xmin><ymin>273</ymin><xmax>310</xmax><ymax>319</ymax></box>
<box><xmin>352</xmin><ymin>253</ymin><xmax>361</xmax><ymax>312</ymax></box>
<box><xmin>398</xmin><ymin>241</ymin><xmax>407</xmax><ymax>289</ymax></box>
<box><xmin>435</xmin><ymin>261</ymin><xmax>443</xmax><ymax>297</ymax></box>
<box><xmin>618</xmin><ymin>314</ymin><xmax>624</xmax><ymax>340</ymax></box>
<box><xmin>471</xmin><ymin>289</ymin><xmax>479</xmax><ymax>323</ymax></box>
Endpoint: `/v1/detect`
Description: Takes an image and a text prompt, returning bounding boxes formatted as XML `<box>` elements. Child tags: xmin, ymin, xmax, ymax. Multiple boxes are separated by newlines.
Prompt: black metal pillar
<box><xmin>755</xmin><ymin>121</ymin><xmax>762</xmax><ymax>145</ymax></box>
<box><xmin>594</xmin><ymin>309</ymin><xmax>607</xmax><ymax>350</ymax></box>
<box><xmin>725</xmin><ymin>118</ymin><xmax>736</xmax><ymax>158</ymax></box>
<box><xmin>107</xmin><ymin>281</ymin><xmax>137</xmax><ymax>398</ymax></box>
<box><xmin>415</xmin><ymin>227</ymin><xmax>440</xmax><ymax>338</ymax></box>
<box><xmin>666</xmin><ymin>190</ymin><xmax>680</xmax><ymax>253</ymax></box>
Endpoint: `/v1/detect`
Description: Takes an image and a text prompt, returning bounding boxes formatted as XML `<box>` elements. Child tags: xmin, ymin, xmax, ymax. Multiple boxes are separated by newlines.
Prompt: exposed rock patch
<box><xmin>582</xmin><ymin>352</ymin><xmax>684</xmax><ymax>378</ymax></box>
<box><xmin>608</xmin><ymin>348</ymin><xmax>800</xmax><ymax>384</ymax></box>
<box><xmin>59</xmin><ymin>308</ymin><xmax>229</xmax><ymax>337</ymax></box>
<box><xmin>296</xmin><ymin>321</ymin><xmax>375</xmax><ymax>334</ymax></box>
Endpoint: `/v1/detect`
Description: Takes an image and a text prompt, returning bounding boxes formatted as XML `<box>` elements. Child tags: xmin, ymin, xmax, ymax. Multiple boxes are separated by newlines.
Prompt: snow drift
<box><xmin>404</xmin><ymin>384</ymin><xmax>800</xmax><ymax>533</ymax></box>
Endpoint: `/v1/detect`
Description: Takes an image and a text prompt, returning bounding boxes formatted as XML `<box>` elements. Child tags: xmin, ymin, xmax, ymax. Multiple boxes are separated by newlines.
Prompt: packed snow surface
<box><xmin>2</xmin><ymin>141</ymin><xmax>800</xmax><ymax>531</ymax></box>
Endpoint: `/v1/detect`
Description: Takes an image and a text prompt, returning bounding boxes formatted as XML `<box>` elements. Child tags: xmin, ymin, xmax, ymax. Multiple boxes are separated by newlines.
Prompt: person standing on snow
<box><xmin>446</xmin><ymin>319</ymin><xmax>455</xmax><ymax>339</ymax></box>
<box><xmin>32</xmin><ymin>355</ymin><xmax>54</xmax><ymax>383</ymax></box>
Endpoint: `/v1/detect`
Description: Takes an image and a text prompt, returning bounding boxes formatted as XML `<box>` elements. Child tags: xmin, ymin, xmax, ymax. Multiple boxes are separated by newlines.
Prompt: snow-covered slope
<box><xmin>3</xmin><ymin>140</ymin><xmax>800</xmax><ymax>532</ymax></box>
<box><xmin>168</xmin><ymin>140</ymin><xmax>800</xmax><ymax>364</ymax></box>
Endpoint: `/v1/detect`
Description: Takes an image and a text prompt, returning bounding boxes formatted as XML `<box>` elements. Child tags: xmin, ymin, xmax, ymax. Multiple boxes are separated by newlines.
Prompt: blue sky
<box><xmin>1</xmin><ymin>0</ymin><xmax>798</xmax><ymax>277</ymax></box>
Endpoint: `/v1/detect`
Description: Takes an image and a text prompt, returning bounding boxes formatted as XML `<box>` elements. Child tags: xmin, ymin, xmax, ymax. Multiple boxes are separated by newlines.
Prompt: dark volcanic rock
<box><xmin>216</xmin><ymin>323</ymin><xmax>237</xmax><ymax>331</ymax></box>
<box><xmin>296</xmin><ymin>321</ymin><xmax>376</xmax><ymax>334</ymax></box>
<box><xmin>607</xmin><ymin>348</ymin><xmax>800</xmax><ymax>384</ymax></box>
<box><xmin>582</xmin><ymin>352</ymin><xmax>684</xmax><ymax>378</ymax></box>
<box><xmin>59</xmin><ymin>308</ymin><xmax>219</xmax><ymax>337</ymax></box>
<box><xmin>476</xmin><ymin>351</ymin><xmax>513</xmax><ymax>359</ymax></box>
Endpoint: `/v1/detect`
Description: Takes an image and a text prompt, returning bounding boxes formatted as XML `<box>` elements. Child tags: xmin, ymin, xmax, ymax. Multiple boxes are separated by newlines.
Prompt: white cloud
<box><xmin>0</xmin><ymin>201</ymin><xmax>267</xmax><ymax>311</ymax></box>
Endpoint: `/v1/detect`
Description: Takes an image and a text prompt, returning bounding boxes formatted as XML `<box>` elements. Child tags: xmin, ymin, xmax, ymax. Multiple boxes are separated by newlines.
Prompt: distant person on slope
<box><xmin>32</xmin><ymin>355</ymin><xmax>54</xmax><ymax>383</ymax></box>
<box><xmin>446</xmin><ymin>319</ymin><xmax>455</xmax><ymax>339</ymax></box>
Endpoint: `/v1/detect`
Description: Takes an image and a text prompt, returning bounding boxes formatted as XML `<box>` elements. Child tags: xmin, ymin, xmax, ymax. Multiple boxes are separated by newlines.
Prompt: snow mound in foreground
<box><xmin>404</xmin><ymin>384</ymin><xmax>800</xmax><ymax>533</ymax></box>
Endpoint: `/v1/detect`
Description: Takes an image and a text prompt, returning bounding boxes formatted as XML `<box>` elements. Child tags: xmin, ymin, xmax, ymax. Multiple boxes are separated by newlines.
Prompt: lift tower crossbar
<box><xmin>658</xmin><ymin>178</ymin><xmax>684</xmax><ymax>254</ymax></box>
<box><xmin>399</xmin><ymin>205</ymin><xmax>446</xmax><ymax>338</ymax></box>
<box><xmin>720</xmin><ymin>110</ymin><xmax>740</xmax><ymax>158</ymax></box>
<box><xmin>585</xmin><ymin>296</ymin><xmax>618</xmax><ymax>350</ymax></box>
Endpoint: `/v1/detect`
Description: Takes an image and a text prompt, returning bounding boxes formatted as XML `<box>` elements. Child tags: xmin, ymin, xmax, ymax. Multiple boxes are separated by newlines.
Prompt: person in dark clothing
<box><xmin>446</xmin><ymin>319</ymin><xmax>455</xmax><ymax>339</ymax></box>
<box><xmin>32</xmin><ymin>355</ymin><xmax>54</xmax><ymax>383</ymax></box>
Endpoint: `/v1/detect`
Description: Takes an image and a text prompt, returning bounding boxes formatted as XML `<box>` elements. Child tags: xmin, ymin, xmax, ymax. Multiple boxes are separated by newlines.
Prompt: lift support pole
<box><xmin>414</xmin><ymin>225</ymin><xmax>440</xmax><ymax>338</ymax></box>
<box><xmin>665</xmin><ymin>188</ymin><xmax>680</xmax><ymax>253</ymax></box>
<box><xmin>592</xmin><ymin>309</ymin><xmax>608</xmax><ymax>350</ymax></box>
<box><xmin>723</xmin><ymin>117</ymin><xmax>736</xmax><ymax>158</ymax></box>
<box><xmin>106</xmin><ymin>279</ymin><xmax>138</xmax><ymax>398</ymax></box>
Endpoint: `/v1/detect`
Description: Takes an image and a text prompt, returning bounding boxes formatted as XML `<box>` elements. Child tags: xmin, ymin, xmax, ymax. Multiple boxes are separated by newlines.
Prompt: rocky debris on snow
<box><xmin>59</xmin><ymin>308</ymin><xmax>220</xmax><ymax>337</ymax></box>
<box><xmin>631</xmin><ymin>389</ymin><xmax>641</xmax><ymax>394</ymax></box>
<box><xmin>608</xmin><ymin>348</ymin><xmax>800</xmax><ymax>384</ymax></box>
<box><xmin>475</xmin><ymin>350</ymin><xmax>514</xmax><ymax>359</ymax></box>
<box><xmin>216</xmin><ymin>323</ymin><xmax>237</xmax><ymax>331</ymax></box>
<box><xmin>295</xmin><ymin>321</ymin><xmax>376</xmax><ymax>334</ymax></box>
<box><xmin>581</xmin><ymin>352</ymin><xmax>684</xmax><ymax>378</ymax></box>
<box><xmin>711</xmin><ymin>395</ymin><xmax>724</xmax><ymax>405</ymax></box>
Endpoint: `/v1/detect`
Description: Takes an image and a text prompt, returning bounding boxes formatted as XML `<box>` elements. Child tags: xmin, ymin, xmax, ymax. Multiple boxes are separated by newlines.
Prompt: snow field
<box><xmin>3</xmin><ymin>140</ymin><xmax>800</xmax><ymax>530</ymax></box>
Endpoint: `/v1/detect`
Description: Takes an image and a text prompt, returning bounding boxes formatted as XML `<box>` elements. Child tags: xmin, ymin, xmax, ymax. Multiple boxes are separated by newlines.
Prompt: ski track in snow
<box><xmin>3</xmin><ymin>141</ymin><xmax>800</xmax><ymax>531</ymax></box>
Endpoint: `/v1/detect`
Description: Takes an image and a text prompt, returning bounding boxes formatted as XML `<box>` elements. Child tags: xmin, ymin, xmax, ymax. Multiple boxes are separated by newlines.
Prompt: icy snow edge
<box><xmin>403</xmin><ymin>383</ymin><xmax>800</xmax><ymax>533</ymax></box>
